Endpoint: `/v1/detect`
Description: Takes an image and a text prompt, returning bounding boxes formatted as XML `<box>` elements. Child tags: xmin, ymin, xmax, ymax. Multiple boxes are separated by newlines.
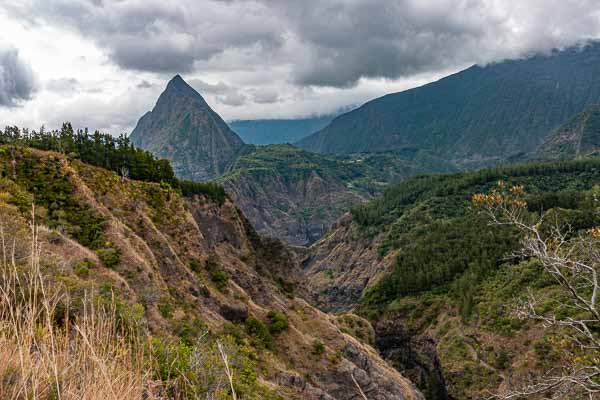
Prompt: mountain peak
<box><xmin>129</xmin><ymin>76</ymin><xmax>245</xmax><ymax>181</ymax></box>
<box><xmin>164</xmin><ymin>74</ymin><xmax>205</xmax><ymax>102</ymax></box>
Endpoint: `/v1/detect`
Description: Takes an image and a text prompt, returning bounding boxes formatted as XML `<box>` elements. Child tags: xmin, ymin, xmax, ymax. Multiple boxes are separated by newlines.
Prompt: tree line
<box><xmin>1</xmin><ymin>123</ymin><xmax>227</xmax><ymax>203</ymax></box>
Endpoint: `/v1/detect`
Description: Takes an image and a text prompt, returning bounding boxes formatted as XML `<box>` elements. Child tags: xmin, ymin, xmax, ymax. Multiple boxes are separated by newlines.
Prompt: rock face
<box><xmin>375</xmin><ymin>317</ymin><xmax>449</xmax><ymax>400</ymax></box>
<box><xmin>219</xmin><ymin>145</ymin><xmax>369</xmax><ymax>246</ymax></box>
<box><xmin>2</xmin><ymin>147</ymin><xmax>424</xmax><ymax>400</ymax></box>
<box><xmin>538</xmin><ymin>104</ymin><xmax>600</xmax><ymax>159</ymax></box>
<box><xmin>130</xmin><ymin>75</ymin><xmax>245</xmax><ymax>181</ymax></box>
<box><xmin>300</xmin><ymin>213</ymin><xmax>396</xmax><ymax>311</ymax></box>
<box><xmin>297</xmin><ymin>42</ymin><xmax>600</xmax><ymax>168</ymax></box>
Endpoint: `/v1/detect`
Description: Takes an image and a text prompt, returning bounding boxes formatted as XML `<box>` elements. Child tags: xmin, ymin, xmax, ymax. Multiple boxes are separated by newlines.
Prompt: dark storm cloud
<box><xmin>0</xmin><ymin>46</ymin><xmax>37</xmax><ymax>107</ymax></box>
<box><xmin>5</xmin><ymin>0</ymin><xmax>600</xmax><ymax>87</ymax></box>
<box><xmin>263</xmin><ymin>0</ymin><xmax>600</xmax><ymax>87</ymax></box>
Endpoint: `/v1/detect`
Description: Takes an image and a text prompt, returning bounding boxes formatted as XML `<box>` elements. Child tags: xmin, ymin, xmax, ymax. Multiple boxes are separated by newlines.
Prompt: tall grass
<box><xmin>0</xmin><ymin>209</ymin><xmax>148</xmax><ymax>400</ymax></box>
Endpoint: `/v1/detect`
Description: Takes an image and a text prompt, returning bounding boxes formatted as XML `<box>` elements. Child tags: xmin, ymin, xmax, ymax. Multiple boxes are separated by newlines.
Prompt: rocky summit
<box><xmin>130</xmin><ymin>75</ymin><xmax>245</xmax><ymax>181</ymax></box>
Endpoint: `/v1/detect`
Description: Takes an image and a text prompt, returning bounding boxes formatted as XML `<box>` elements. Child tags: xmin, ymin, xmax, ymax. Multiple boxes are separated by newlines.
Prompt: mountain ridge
<box><xmin>297</xmin><ymin>42</ymin><xmax>600</xmax><ymax>168</ymax></box>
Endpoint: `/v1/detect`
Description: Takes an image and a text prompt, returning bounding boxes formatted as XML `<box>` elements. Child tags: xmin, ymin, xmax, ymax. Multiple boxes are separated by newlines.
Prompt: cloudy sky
<box><xmin>1</xmin><ymin>0</ymin><xmax>600</xmax><ymax>134</ymax></box>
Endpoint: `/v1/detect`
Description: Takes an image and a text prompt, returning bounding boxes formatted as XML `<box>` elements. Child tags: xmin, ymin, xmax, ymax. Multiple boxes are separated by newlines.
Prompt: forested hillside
<box><xmin>304</xmin><ymin>157</ymin><xmax>600</xmax><ymax>398</ymax></box>
<box><xmin>298</xmin><ymin>42</ymin><xmax>600</xmax><ymax>168</ymax></box>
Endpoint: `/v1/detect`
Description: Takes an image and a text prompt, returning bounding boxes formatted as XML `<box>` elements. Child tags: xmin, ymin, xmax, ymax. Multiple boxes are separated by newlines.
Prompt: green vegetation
<box><xmin>348</xmin><ymin>157</ymin><xmax>600</xmax><ymax>399</ymax></box>
<box><xmin>97</xmin><ymin>247</ymin><xmax>121</xmax><ymax>268</ymax></box>
<box><xmin>312</xmin><ymin>339</ymin><xmax>325</xmax><ymax>356</ymax></box>
<box><xmin>245</xmin><ymin>316</ymin><xmax>274</xmax><ymax>350</ymax></box>
<box><xmin>297</xmin><ymin>42</ymin><xmax>600</xmax><ymax>168</ymax></box>
<box><xmin>266</xmin><ymin>311</ymin><xmax>289</xmax><ymax>334</ymax></box>
<box><xmin>1</xmin><ymin>123</ymin><xmax>175</xmax><ymax>184</ymax></box>
<box><xmin>179</xmin><ymin>180</ymin><xmax>227</xmax><ymax>204</ymax></box>
<box><xmin>210</xmin><ymin>270</ymin><xmax>229</xmax><ymax>290</ymax></box>
<box><xmin>358</xmin><ymin>158</ymin><xmax>600</xmax><ymax>308</ymax></box>
<box><xmin>1</xmin><ymin>148</ymin><xmax>108</xmax><ymax>249</ymax></box>
<box><xmin>1</xmin><ymin>124</ymin><xmax>229</xmax><ymax>205</ymax></box>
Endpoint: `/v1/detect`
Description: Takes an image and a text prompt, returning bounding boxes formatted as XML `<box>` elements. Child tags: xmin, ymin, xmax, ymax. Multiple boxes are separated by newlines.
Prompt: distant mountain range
<box><xmin>130</xmin><ymin>75</ymin><xmax>245</xmax><ymax>181</ymax></box>
<box><xmin>298</xmin><ymin>42</ymin><xmax>600</xmax><ymax>168</ymax></box>
<box><xmin>229</xmin><ymin>115</ymin><xmax>337</xmax><ymax>145</ymax></box>
<box><xmin>130</xmin><ymin>76</ymin><xmax>432</xmax><ymax>245</ymax></box>
<box><xmin>129</xmin><ymin>43</ymin><xmax>600</xmax><ymax>246</ymax></box>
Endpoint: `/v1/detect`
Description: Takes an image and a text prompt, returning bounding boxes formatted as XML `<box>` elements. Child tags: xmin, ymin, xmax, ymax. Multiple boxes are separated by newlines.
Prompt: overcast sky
<box><xmin>1</xmin><ymin>0</ymin><xmax>600</xmax><ymax>134</ymax></box>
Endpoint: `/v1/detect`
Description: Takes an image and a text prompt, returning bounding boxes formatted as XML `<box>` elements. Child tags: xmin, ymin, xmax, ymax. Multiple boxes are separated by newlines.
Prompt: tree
<box><xmin>473</xmin><ymin>182</ymin><xmax>600</xmax><ymax>399</ymax></box>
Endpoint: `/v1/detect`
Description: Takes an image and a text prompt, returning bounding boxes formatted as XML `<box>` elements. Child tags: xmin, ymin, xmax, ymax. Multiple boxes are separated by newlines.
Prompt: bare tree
<box><xmin>120</xmin><ymin>166</ymin><xmax>129</xmax><ymax>181</ymax></box>
<box><xmin>473</xmin><ymin>182</ymin><xmax>600</xmax><ymax>399</ymax></box>
<box><xmin>217</xmin><ymin>339</ymin><xmax>237</xmax><ymax>400</ymax></box>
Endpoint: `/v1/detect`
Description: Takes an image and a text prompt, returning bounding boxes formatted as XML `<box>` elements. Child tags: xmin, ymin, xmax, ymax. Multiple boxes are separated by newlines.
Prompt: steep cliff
<box><xmin>130</xmin><ymin>75</ymin><xmax>246</xmax><ymax>181</ymax></box>
<box><xmin>0</xmin><ymin>146</ymin><xmax>423</xmax><ymax>400</ymax></box>
<box><xmin>302</xmin><ymin>159</ymin><xmax>600</xmax><ymax>398</ymax></box>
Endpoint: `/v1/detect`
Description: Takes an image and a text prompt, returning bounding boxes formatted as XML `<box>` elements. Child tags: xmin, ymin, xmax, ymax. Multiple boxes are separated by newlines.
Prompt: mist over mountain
<box><xmin>298</xmin><ymin>42</ymin><xmax>600</xmax><ymax>168</ymax></box>
<box><xmin>229</xmin><ymin>114</ymin><xmax>336</xmax><ymax>145</ymax></box>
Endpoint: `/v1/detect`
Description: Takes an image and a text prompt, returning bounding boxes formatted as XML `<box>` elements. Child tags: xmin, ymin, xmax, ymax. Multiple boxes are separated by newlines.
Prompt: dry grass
<box><xmin>0</xmin><ymin>210</ymin><xmax>148</xmax><ymax>400</ymax></box>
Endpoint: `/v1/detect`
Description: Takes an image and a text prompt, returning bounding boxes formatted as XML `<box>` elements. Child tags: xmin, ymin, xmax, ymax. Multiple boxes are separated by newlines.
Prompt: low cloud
<box><xmin>189</xmin><ymin>79</ymin><xmax>233</xmax><ymax>95</ymax></box>
<box><xmin>249</xmin><ymin>88</ymin><xmax>280</xmax><ymax>104</ymax></box>
<box><xmin>0</xmin><ymin>46</ymin><xmax>37</xmax><ymax>107</ymax></box>
<box><xmin>46</xmin><ymin>78</ymin><xmax>80</xmax><ymax>94</ymax></box>
<box><xmin>136</xmin><ymin>80</ymin><xmax>153</xmax><ymax>89</ymax></box>
<box><xmin>217</xmin><ymin>91</ymin><xmax>247</xmax><ymax>106</ymax></box>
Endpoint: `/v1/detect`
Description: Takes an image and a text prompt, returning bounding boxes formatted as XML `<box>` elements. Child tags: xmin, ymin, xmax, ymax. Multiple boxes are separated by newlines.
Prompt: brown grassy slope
<box><xmin>0</xmin><ymin>147</ymin><xmax>422</xmax><ymax>400</ymax></box>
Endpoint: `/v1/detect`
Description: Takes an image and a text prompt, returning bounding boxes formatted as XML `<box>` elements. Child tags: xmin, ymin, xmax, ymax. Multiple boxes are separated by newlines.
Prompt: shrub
<box><xmin>158</xmin><ymin>297</ymin><xmax>174</xmax><ymax>319</ymax></box>
<box><xmin>73</xmin><ymin>258</ymin><xmax>94</xmax><ymax>278</ymax></box>
<box><xmin>312</xmin><ymin>339</ymin><xmax>325</xmax><ymax>356</ymax></box>
<box><xmin>188</xmin><ymin>258</ymin><xmax>202</xmax><ymax>273</ymax></box>
<box><xmin>210</xmin><ymin>270</ymin><xmax>229</xmax><ymax>290</ymax></box>
<box><xmin>267</xmin><ymin>310</ymin><xmax>289</xmax><ymax>334</ymax></box>
<box><xmin>245</xmin><ymin>316</ymin><xmax>273</xmax><ymax>350</ymax></box>
<box><xmin>97</xmin><ymin>247</ymin><xmax>121</xmax><ymax>268</ymax></box>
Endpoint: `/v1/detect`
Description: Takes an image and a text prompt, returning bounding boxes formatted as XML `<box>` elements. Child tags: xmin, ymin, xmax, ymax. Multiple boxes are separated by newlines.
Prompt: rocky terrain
<box><xmin>130</xmin><ymin>75</ymin><xmax>246</xmax><ymax>181</ymax></box>
<box><xmin>219</xmin><ymin>145</ymin><xmax>367</xmax><ymax>246</ymax></box>
<box><xmin>0</xmin><ymin>145</ymin><xmax>424</xmax><ymax>400</ymax></box>
<box><xmin>538</xmin><ymin>103</ymin><xmax>600</xmax><ymax>159</ymax></box>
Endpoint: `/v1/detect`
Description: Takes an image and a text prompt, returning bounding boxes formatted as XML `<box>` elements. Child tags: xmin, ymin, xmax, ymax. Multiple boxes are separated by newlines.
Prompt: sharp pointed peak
<box><xmin>167</xmin><ymin>74</ymin><xmax>190</xmax><ymax>89</ymax></box>
<box><xmin>163</xmin><ymin>74</ymin><xmax>207</xmax><ymax>103</ymax></box>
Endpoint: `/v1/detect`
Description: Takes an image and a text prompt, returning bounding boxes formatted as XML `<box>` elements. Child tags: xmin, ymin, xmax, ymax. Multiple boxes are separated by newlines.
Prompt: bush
<box><xmin>267</xmin><ymin>311</ymin><xmax>289</xmax><ymax>334</ymax></box>
<box><xmin>210</xmin><ymin>270</ymin><xmax>229</xmax><ymax>290</ymax></box>
<box><xmin>312</xmin><ymin>339</ymin><xmax>325</xmax><ymax>356</ymax></box>
<box><xmin>158</xmin><ymin>297</ymin><xmax>174</xmax><ymax>319</ymax></box>
<box><xmin>73</xmin><ymin>258</ymin><xmax>94</xmax><ymax>278</ymax></box>
<box><xmin>245</xmin><ymin>316</ymin><xmax>273</xmax><ymax>350</ymax></box>
<box><xmin>178</xmin><ymin>180</ymin><xmax>227</xmax><ymax>205</ymax></box>
<box><xmin>97</xmin><ymin>247</ymin><xmax>121</xmax><ymax>268</ymax></box>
